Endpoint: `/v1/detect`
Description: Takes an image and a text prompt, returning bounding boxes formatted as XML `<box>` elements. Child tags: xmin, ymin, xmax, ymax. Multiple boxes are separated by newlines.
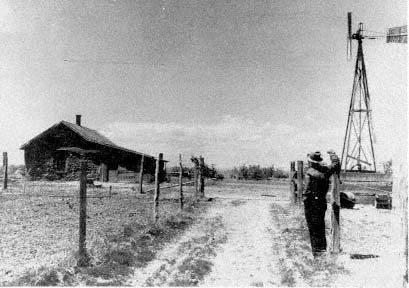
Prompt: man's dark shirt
<box><xmin>303</xmin><ymin>155</ymin><xmax>340</xmax><ymax>199</ymax></box>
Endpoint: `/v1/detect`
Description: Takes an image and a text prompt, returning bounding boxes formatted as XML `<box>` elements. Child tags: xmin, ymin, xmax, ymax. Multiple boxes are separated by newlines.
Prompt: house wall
<box><xmin>24</xmin><ymin>124</ymin><xmax>87</xmax><ymax>178</ymax></box>
<box><xmin>22</xmin><ymin>123</ymin><xmax>160</xmax><ymax>180</ymax></box>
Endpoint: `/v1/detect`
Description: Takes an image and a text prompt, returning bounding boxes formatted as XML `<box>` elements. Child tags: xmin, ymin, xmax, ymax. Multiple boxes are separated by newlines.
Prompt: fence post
<box><xmin>331</xmin><ymin>173</ymin><xmax>341</xmax><ymax>253</ymax></box>
<box><xmin>179</xmin><ymin>154</ymin><xmax>184</xmax><ymax>212</ymax></box>
<box><xmin>296</xmin><ymin>161</ymin><xmax>303</xmax><ymax>206</ymax></box>
<box><xmin>3</xmin><ymin>152</ymin><xmax>8</xmax><ymax>190</ymax></box>
<box><xmin>139</xmin><ymin>155</ymin><xmax>144</xmax><ymax>194</ymax></box>
<box><xmin>100</xmin><ymin>163</ymin><xmax>108</xmax><ymax>182</ymax></box>
<box><xmin>23</xmin><ymin>167</ymin><xmax>28</xmax><ymax>194</ymax></box>
<box><xmin>193</xmin><ymin>160</ymin><xmax>198</xmax><ymax>202</ymax></box>
<box><xmin>199</xmin><ymin>156</ymin><xmax>205</xmax><ymax>198</ymax></box>
<box><xmin>289</xmin><ymin>161</ymin><xmax>296</xmax><ymax>204</ymax></box>
<box><xmin>153</xmin><ymin>153</ymin><xmax>163</xmax><ymax>223</ymax></box>
<box><xmin>78</xmin><ymin>160</ymin><xmax>89</xmax><ymax>266</ymax></box>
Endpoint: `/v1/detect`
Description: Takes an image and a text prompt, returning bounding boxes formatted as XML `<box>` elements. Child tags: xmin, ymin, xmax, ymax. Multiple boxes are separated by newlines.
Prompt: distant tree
<box><xmin>261</xmin><ymin>165</ymin><xmax>275</xmax><ymax>179</ymax></box>
<box><xmin>248</xmin><ymin>165</ymin><xmax>263</xmax><ymax>180</ymax></box>
<box><xmin>238</xmin><ymin>165</ymin><xmax>249</xmax><ymax>180</ymax></box>
<box><xmin>202</xmin><ymin>163</ymin><xmax>218</xmax><ymax>178</ymax></box>
<box><xmin>273</xmin><ymin>168</ymin><xmax>289</xmax><ymax>178</ymax></box>
<box><xmin>230</xmin><ymin>164</ymin><xmax>288</xmax><ymax>180</ymax></box>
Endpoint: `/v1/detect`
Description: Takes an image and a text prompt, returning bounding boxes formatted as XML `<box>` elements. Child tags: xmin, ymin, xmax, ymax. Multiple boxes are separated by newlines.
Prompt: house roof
<box><xmin>20</xmin><ymin>121</ymin><xmax>156</xmax><ymax>160</ymax></box>
<box><xmin>62</xmin><ymin>121</ymin><xmax>117</xmax><ymax>147</ymax></box>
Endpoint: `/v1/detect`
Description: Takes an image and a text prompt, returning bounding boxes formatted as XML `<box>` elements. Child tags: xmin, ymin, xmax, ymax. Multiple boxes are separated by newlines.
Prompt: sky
<box><xmin>0</xmin><ymin>0</ymin><xmax>407</xmax><ymax>170</ymax></box>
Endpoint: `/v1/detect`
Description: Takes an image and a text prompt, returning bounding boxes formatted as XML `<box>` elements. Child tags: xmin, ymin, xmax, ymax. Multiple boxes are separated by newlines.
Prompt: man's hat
<box><xmin>308</xmin><ymin>151</ymin><xmax>323</xmax><ymax>163</ymax></box>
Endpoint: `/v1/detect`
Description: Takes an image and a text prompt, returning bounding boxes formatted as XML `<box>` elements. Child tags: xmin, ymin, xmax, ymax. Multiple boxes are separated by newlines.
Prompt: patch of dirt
<box><xmin>126</xmin><ymin>203</ymin><xmax>227</xmax><ymax>287</ymax></box>
<box><xmin>2</xmin><ymin>180</ymin><xmax>404</xmax><ymax>287</ymax></box>
<box><xmin>126</xmin><ymin>186</ymin><xmax>283</xmax><ymax>287</ymax></box>
<box><xmin>332</xmin><ymin>205</ymin><xmax>404</xmax><ymax>287</ymax></box>
<box><xmin>201</xmin><ymin>199</ymin><xmax>281</xmax><ymax>287</ymax></box>
<box><xmin>269</xmin><ymin>201</ymin><xmax>404</xmax><ymax>287</ymax></box>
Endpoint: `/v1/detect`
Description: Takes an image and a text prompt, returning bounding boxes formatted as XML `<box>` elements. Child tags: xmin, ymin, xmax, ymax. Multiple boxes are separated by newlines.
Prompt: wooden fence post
<box><xmin>78</xmin><ymin>160</ymin><xmax>88</xmax><ymax>266</ymax></box>
<box><xmin>23</xmin><ymin>167</ymin><xmax>28</xmax><ymax>194</ymax></box>
<box><xmin>296</xmin><ymin>161</ymin><xmax>303</xmax><ymax>206</ymax></box>
<box><xmin>199</xmin><ymin>156</ymin><xmax>205</xmax><ymax>198</ymax></box>
<box><xmin>179</xmin><ymin>154</ymin><xmax>184</xmax><ymax>212</ymax></box>
<box><xmin>331</xmin><ymin>173</ymin><xmax>341</xmax><ymax>253</ymax></box>
<box><xmin>289</xmin><ymin>161</ymin><xmax>296</xmax><ymax>204</ymax></box>
<box><xmin>194</xmin><ymin>160</ymin><xmax>198</xmax><ymax>202</ymax></box>
<box><xmin>100</xmin><ymin>163</ymin><xmax>108</xmax><ymax>182</ymax></box>
<box><xmin>394</xmin><ymin>161</ymin><xmax>408</xmax><ymax>284</ymax></box>
<box><xmin>153</xmin><ymin>153</ymin><xmax>163</xmax><ymax>223</ymax></box>
<box><xmin>3</xmin><ymin>152</ymin><xmax>8</xmax><ymax>190</ymax></box>
<box><xmin>391</xmin><ymin>133</ymin><xmax>408</xmax><ymax>284</ymax></box>
<box><xmin>139</xmin><ymin>155</ymin><xmax>145</xmax><ymax>194</ymax></box>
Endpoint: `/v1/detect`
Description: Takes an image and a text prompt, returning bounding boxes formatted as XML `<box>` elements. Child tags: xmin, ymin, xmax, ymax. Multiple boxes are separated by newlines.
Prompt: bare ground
<box><xmin>126</xmin><ymin>181</ymin><xmax>405</xmax><ymax>287</ymax></box>
<box><xmin>201</xmin><ymin>198</ymin><xmax>281</xmax><ymax>287</ymax></box>
<box><xmin>126</xmin><ymin>198</ymin><xmax>283</xmax><ymax>287</ymax></box>
<box><xmin>0</xmin><ymin>181</ymin><xmax>210</xmax><ymax>286</ymax></box>
<box><xmin>126</xmin><ymin>181</ymin><xmax>288</xmax><ymax>286</ymax></box>
<box><xmin>333</xmin><ymin>205</ymin><xmax>404</xmax><ymax>287</ymax></box>
<box><xmin>1</xmin><ymin>180</ymin><xmax>405</xmax><ymax>287</ymax></box>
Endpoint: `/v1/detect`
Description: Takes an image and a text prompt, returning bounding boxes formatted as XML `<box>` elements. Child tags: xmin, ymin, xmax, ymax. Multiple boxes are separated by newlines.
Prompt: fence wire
<box><xmin>1</xmin><ymin>176</ymin><xmax>196</xmax><ymax>200</ymax></box>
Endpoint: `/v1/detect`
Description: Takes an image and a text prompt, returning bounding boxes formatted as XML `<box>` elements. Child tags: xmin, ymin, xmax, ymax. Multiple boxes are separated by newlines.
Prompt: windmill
<box><xmin>341</xmin><ymin>12</ymin><xmax>377</xmax><ymax>173</ymax></box>
<box><xmin>340</xmin><ymin>13</ymin><xmax>407</xmax><ymax>173</ymax></box>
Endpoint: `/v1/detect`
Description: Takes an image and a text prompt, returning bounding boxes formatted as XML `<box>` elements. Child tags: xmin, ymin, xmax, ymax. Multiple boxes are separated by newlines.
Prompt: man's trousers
<box><xmin>303</xmin><ymin>197</ymin><xmax>327</xmax><ymax>256</ymax></box>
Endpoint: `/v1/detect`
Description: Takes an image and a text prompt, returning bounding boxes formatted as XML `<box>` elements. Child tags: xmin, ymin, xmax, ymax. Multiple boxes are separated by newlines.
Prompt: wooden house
<box><xmin>20</xmin><ymin>115</ymin><xmax>164</xmax><ymax>181</ymax></box>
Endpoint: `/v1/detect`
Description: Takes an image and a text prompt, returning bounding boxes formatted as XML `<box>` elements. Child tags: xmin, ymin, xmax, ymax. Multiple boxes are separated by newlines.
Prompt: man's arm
<box><xmin>325</xmin><ymin>150</ymin><xmax>341</xmax><ymax>178</ymax></box>
<box><xmin>303</xmin><ymin>173</ymin><xmax>311</xmax><ymax>196</ymax></box>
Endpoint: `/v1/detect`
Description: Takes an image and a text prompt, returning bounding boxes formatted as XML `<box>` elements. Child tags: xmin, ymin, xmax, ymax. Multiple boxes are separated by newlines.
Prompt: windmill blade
<box><xmin>347</xmin><ymin>12</ymin><xmax>352</xmax><ymax>60</ymax></box>
<box><xmin>386</xmin><ymin>25</ymin><xmax>407</xmax><ymax>43</ymax></box>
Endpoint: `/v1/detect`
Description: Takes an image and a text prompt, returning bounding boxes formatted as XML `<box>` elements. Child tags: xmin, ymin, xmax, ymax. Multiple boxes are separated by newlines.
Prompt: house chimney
<box><xmin>76</xmin><ymin>115</ymin><xmax>82</xmax><ymax>126</ymax></box>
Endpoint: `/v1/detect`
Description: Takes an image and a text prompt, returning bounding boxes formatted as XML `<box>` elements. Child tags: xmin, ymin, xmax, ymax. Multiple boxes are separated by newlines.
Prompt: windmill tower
<box><xmin>341</xmin><ymin>13</ymin><xmax>377</xmax><ymax>173</ymax></box>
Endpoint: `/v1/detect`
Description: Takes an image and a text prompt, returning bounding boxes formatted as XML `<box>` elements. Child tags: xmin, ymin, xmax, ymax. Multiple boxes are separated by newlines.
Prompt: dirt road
<box><xmin>201</xmin><ymin>198</ymin><xmax>281</xmax><ymax>286</ymax></box>
<box><xmin>2</xmin><ymin>180</ymin><xmax>403</xmax><ymax>286</ymax></box>
<box><xmin>127</xmin><ymin>181</ymin><xmax>288</xmax><ymax>286</ymax></box>
<box><xmin>126</xmin><ymin>181</ymin><xmax>404</xmax><ymax>287</ymax></box>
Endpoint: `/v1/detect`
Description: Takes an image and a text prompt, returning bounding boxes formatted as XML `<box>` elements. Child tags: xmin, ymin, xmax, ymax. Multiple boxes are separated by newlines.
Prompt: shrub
<box><xmin>231</xmin><ymin>164</ymin><xmax>288</xmax><ymax>180</ymax></box>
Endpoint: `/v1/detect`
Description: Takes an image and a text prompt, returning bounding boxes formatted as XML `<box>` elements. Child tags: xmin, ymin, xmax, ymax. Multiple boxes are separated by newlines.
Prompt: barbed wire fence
<box><xmin>0</xmin><ymin>152</ymin><xmax>210</xmax><ymax>267</ymax></box>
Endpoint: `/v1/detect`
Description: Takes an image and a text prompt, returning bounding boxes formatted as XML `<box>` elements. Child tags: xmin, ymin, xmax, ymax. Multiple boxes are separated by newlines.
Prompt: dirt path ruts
<box><xmin>201</xmin><ymin>198</ymin><xmax>281</xmax><ymax>287</ymax></box>
<box><xmin>126</xmin><ymin>196</ymin><xmax>282</xmax><ymax>286</ymax></box>
<box><xmin>126</xmin><ymin>201</ymin><xmax>227</xmax><ymax>287</ymax></box>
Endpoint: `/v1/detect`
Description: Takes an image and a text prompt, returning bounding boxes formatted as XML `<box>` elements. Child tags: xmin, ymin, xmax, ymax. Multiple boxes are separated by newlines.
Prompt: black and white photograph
<box><xmin>0</xmin><ymin>0</ymin><xmax>407</xmax><ymax>286</ymax></box>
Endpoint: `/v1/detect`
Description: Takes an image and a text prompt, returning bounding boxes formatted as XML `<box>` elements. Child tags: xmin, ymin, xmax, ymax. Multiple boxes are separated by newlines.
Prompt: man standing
<box><xmin>303</xmin><ymin>150</ymin><xmax>340</xmax><ymax>257</ymax></box>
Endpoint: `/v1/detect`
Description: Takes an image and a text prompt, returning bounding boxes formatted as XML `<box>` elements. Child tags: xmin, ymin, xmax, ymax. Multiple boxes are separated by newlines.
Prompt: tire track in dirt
<box><xmin>200</xmin><ymin>199</ymin><xmax>281</xmax><ymax>287</ymax></box>
<box><xmin>126</xmin><ymin>197</ymin><xmax>283</xmax><ymax>287</ymax></box>
<box><xmin>125</xmin><ymin>201</ymin><xmax>228</xmax><ymax>287</ymax></box>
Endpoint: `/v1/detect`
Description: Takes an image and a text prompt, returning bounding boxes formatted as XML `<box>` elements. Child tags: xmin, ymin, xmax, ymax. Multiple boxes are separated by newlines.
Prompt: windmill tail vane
<box><xmin>386</xmin><ymin>25</ymin><xmax>407</xmax><ymax>43</ymax></box>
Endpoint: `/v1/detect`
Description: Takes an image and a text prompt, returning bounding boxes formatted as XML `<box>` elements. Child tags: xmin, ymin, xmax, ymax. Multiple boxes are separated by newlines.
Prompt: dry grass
<box><xmin>270</xmin><ymin>203</ymin><xmax>348</xmax><ymax>287</ymax></box>
<box><xmin>167</xmin><ymin>216</ymin><xmax>226</xmax><ymax>286</ymax></box>
<box><xmin>269</xmin><ymin>199</ymin><xmax>402</xmax><ymax>287</ymax></box>
<box><xmin>0</xmin><ymin>180</ymin><xmax>210</xmax><ymax>286</ymax></box>
<box><xmin>142</xmin><ymin>215</ymin><xmax>227</xmax><ymax>287</ymax></box>
<box><xmin>3</xmin><ymin>179</ymin><xmax>401</xmax><ymax>286</ymax></box>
